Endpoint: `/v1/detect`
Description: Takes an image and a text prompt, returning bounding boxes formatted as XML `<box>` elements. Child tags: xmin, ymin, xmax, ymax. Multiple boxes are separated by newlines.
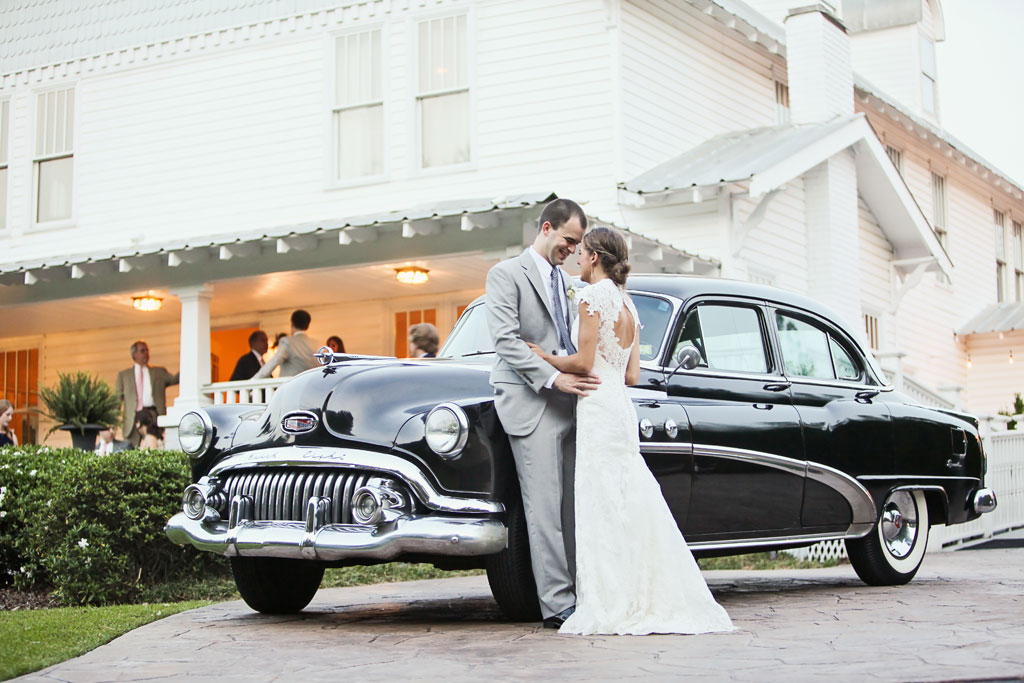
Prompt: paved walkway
<box><xmin>19</xmin><ymin>544</ymin><xmax>1024</xmax><ymax>682</ymax></box>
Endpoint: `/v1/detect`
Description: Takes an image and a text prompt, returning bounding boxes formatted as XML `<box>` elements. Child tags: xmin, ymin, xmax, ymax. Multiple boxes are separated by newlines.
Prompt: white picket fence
<box><xmin>787</xmin><ymin>430</ymin><xmax>1024</xmax><ymax>562</ymax></box>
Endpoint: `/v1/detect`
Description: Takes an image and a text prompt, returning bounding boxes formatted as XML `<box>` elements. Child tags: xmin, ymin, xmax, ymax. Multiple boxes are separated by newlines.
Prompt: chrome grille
<box><xmin>216</xmin><ymin>468</ymin><xmax>390</xmax><ymax>524</ymax></box>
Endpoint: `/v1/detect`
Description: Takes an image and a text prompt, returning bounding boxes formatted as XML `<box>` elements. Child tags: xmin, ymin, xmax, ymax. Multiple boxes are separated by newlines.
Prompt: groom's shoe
<box><xmin>543</xmin><ymin>605</ymin><xmax>576</xmax><ymax>629</ymax></box>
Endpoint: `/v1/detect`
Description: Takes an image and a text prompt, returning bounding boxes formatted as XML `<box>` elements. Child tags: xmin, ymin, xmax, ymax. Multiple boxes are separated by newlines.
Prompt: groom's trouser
<box><xmin>507</xmin><ymin>392</ymin><xmax>576</xmax><ymax>619</ymax></box>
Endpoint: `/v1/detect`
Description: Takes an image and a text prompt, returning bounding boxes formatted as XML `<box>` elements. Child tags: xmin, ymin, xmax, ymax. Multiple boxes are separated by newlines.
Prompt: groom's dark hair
<box><xmin>538</xmin><ymin>198</ymin><xmax>587</xmax><ymax>232</ymax></box>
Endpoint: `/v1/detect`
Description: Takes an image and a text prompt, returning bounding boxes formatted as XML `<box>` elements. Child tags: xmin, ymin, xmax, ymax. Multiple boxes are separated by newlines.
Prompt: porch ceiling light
<box><xmin>395</xmin><ymin>266</ymin><xmax>429</xmax><ymax>285</ymax></box>
<box><xmin>132</xmin><ymin>295</ymin><xmax>163</xmax><ymax>311</ymax></box>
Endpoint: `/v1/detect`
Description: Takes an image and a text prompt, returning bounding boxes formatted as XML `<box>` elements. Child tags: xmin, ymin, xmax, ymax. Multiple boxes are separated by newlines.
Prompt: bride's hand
<box><xmin>525</xmin><ymin>341</ymin><xmax>547</xmax><ymax>359</ymax></box>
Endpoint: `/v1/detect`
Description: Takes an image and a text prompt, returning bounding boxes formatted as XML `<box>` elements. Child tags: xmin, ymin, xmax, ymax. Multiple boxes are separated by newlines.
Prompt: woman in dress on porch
<box><xmin>0</xmin><ymin>399</ymin><xmax>18</xmax><ymax>448</ymax></box>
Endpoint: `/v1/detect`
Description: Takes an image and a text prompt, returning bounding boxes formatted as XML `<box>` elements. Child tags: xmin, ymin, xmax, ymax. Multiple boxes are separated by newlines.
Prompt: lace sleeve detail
<box><xmin>578</xmin><ymin>280</ymin><xmax>629</xmax><ymax>368</ymax></box>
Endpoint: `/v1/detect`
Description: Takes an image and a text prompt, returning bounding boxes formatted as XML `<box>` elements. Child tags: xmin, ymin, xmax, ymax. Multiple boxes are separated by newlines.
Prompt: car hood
<box><xmin>232</xmin><ymin>358</ymin><xmax>495</xmax><ymax>452</ymax></box>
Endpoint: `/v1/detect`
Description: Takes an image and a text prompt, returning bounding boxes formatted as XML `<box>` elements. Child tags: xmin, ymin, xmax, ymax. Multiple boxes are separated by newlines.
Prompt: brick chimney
<box><xmin>784</xmin><ymin>3</ymin><xmax>853</xmax><ymax>124</ymax></box>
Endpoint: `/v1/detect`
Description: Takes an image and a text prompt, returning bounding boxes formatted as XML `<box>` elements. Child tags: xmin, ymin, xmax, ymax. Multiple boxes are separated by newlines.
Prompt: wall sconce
<box><xmin>395</xmin><ymin>266</ymin><xmax>429</xmax><ymax>285</ymax></box>
<box><xmin>1011</xmin><ymin>350</ymin><xmax>1015</xmax><ymax>365</ymax></box>
<box><xmin>132</xmin><ymin>295</ymin><xmax>163</xmax><ymax>311</ymax></box>
<box><xmin>966</xmin><ymin>355</ymin><xmax>972</xmax><ymax>368</ymax></box>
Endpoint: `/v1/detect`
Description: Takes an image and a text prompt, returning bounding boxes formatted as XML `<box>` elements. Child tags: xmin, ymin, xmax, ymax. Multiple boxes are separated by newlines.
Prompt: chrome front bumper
<box><xmin>972</xmin><ymin>488</ymin><xmax>997</xmax><ymax>515</ymax></box>
<box><xmin>166</xmin><ymin>512</ymin><xmax>508</xmax><ymax>561</ymax></box>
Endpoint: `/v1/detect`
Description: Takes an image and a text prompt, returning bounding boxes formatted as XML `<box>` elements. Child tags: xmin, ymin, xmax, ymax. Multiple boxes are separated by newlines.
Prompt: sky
<box><xmin>936</xmin><ymin>0</ymin><xmax>1024</xmax><ymax>185</ymax></box>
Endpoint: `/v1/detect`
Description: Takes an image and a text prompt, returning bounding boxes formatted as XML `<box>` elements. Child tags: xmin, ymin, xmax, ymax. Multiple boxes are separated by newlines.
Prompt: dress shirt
<box><xmin>528</xmin><ymin>247</ymin><xmax>572</xmax><ymax>389</ymax></box>
<box><xmin>135</xmin><ymin>364</ymin><xmax>155</xmax><ymax>408</ymax></box>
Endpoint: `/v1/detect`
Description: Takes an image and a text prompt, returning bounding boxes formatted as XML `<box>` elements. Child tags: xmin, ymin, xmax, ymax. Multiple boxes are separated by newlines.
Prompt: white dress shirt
<box><xmin>528</xmin><ymin>247</ymin><xmax>573</xmax><ymax>388</ymax></box>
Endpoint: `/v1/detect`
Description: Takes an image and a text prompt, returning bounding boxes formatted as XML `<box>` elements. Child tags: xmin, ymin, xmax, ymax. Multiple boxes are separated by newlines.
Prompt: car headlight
<box><xmin>424</xmin><ymin>403</ymin><xmax>469</xmax><ymax>459</ymax></box>
<box><xmin>178</xmin><ymin>410</ymin><xmax>213</xmax><ymax>457</ymax></box>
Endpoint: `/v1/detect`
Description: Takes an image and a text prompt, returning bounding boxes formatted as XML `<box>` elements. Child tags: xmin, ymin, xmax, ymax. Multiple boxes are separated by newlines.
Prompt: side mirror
<box><xmin>673</xmin><ymin>344</ymin><xmax>702</xmax><ymax>371</ymax></box>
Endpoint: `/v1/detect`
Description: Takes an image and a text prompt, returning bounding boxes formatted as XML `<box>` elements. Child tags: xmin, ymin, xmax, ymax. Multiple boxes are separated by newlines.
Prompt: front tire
<box><xmin>230</xmin><ymin>557</ymin><xmax>325</xmax><ymax>614</ymax></box>
<box><xmin>846</xmin><ymin>489</ymin><xmax>930</xmax><ymax>586</ymax></box>
<box><xmin>485</xmin><ymin>499</ymin><xmax>542</xmax><ymax>621</ymax></box>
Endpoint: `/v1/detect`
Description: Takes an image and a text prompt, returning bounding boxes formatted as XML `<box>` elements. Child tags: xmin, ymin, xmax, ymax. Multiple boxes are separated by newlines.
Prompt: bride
<box><xmin>527</xmin><ymin>227</ymin><xmax>734</xmax><ymax>636</ymax></box>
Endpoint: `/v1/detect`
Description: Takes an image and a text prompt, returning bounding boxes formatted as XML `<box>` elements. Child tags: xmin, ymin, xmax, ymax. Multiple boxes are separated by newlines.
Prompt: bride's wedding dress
<box><xmin>560</xmin><ymin>278</ymin><xmax>734</xmax><ymax>636</ymax></box>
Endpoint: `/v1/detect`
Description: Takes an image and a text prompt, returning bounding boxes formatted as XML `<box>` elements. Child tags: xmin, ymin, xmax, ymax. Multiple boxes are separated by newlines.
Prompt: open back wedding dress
<box><xmin>559</xmin><ymin>278</ymin><xmax>734</xmax><ymax>636</ymax></box>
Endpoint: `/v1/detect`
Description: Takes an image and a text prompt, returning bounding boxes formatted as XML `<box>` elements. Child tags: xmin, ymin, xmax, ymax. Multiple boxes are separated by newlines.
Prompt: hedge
<box><xmin>0</xmin><ymin>445</ymin><xmax>225</xmax><ymax>605</ymax></box>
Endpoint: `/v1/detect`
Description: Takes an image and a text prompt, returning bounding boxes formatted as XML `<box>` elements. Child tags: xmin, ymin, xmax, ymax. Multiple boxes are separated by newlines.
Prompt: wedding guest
<box><xmin>229</xmin><ymin>330</ymin><xmax>269</xmax><ymax>381</ymax></box>
<box><xmin>134</xmin><ymin>409</ymin><xmax>164</xmax><ymax>450</ymax></box>
<box><xmin>326</xmin><ymin>335</ymin><xmax>346</xmax><ymax>354</ymax></box>
<box><xmin>408</xmin><ymin>323</ymin><xmax>439</xmax><ymax>358</ymax></box>
<box><xmin>114</xmin><ymin>341</ymin><xmax>179</xmax><ymax>447</ymax></box>
<box><xmin>0</xmin><ymin>399</ymin><xmax>18</xmax><ymax>447</ymax></box>
<box><xmin>95</xmin><ymin>426</ymin><xmax>116</xmax><ymax>455</ymax></box>
<box><xmin>254</xmin><ymin>310</ymin><xmax>317</xmax><ymax>378</ymax></box>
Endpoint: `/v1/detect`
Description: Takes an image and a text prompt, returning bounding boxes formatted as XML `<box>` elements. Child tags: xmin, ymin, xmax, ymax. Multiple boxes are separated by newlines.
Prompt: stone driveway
<box><xmin>19</xmin><ymin>542</ymin><xmax>1024</xmax><ymax>682</ymax></box>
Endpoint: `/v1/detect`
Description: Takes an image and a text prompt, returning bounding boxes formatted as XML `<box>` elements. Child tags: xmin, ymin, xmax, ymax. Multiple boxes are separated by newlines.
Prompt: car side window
<box><xmin>675</xmin><ymin>304</ymin><xmax>768</xmax><ymax>373</ymax></box>
<box><xmin>776</xmin><ymin>312</ymin><xmax>861</xmax><ymax>381</ymax></box>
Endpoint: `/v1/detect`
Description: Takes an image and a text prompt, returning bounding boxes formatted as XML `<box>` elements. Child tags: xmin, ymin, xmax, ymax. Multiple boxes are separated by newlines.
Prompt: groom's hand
<box><xmin>553</xmin><ymin>372</ymin><xmax>600</xmax><ymax>397</ymax></box>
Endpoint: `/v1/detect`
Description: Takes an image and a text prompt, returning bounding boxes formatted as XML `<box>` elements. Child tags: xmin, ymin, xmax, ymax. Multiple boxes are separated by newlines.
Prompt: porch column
<box><xmin>160</xmin><ymin>284</ymin><xmax>213</xmax><ymax>448</ymax></box>
<box><xmin>170</xmin><ymin>283</ymin><xmax>214</xmax><ymax>410</ymax></box>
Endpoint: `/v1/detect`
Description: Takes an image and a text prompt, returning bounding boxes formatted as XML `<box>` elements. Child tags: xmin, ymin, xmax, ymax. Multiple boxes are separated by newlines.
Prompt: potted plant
<box><xmin>38</xmin><ymin>371</ymin><xmax>121</xmax><ymax>451</ymax></box>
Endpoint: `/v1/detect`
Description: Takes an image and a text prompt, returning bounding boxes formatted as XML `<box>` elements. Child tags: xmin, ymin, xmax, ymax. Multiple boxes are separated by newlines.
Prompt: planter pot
<box><xmin>58</xmin><ymin>424</ymin><xmax>105</xmax><ymax>451</ymax></box>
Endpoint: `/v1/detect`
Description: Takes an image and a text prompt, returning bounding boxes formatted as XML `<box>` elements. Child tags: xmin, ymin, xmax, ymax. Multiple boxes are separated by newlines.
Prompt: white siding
<box><xmin>619</xmin><ymin>0</ymin><xmax>780</xmax><ymax>181</ymax></box>
<box><xmin>848</xmin><ymin>24</ymin><xmax>920</xmax><ymax>114</ymax></box>
<box><xmin>965</xmin><ymin>331</ymin><xmax>1024</xmax><ymax>416</ymax></box>
<box><xmin>733</xmin><ymin>180</ymin><xmax>809</xmax><ymax>294</ymax></box>
<box><xmin>0</xmin><ymin>1</ymin><xmax>618</xmax><ymax>263</ymax></box>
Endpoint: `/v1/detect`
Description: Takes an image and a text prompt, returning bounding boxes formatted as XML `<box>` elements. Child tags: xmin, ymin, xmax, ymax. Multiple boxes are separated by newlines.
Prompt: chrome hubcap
<box><xmin>880</xmin><ymin>491</ymin><xmax>918</xmax><ymax>559</ymax></box>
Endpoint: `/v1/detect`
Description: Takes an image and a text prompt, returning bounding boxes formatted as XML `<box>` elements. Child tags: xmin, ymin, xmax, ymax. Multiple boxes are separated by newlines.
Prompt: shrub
<box><xmin>0</xmin><ymin>445</ymin><xmax>226</xmax><ymax>605</ymax></box>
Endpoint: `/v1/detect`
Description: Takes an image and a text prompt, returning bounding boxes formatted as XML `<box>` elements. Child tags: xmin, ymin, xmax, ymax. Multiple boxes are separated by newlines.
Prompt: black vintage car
<box><xmin>166</xmin><ymin>275</ymin><xmax>997</xmax><ymax>618</ymax></box>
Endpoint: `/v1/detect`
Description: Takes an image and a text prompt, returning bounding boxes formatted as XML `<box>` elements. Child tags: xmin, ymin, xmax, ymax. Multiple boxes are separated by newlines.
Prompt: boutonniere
<box><xmin>566</xmin><ymin>282</ymin><xmax>579</xmax><ymax>301</ymax></box>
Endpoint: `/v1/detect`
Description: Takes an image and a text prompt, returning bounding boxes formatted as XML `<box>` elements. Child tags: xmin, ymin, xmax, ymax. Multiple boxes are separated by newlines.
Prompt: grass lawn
<box><xmin>0</xmin><ymin>601</ymin><xmax>211</xmax><ymax>681</ymax></box>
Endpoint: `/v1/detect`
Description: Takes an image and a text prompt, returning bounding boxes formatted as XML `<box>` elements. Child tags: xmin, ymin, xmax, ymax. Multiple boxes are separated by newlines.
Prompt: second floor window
<box><xmin>995</xmin><ymin>209</ymin><xmax>1007</xmax><ymax>303</ymax></box>
<box><xmin>1015</xmin><ymin>220</ymin><xmax>1024</xmax><ymax>302</ymax></box>
<box><xmin>35</xmin><ymin>87</ymin><xmax>74</xmax><ymax>223</ymax></box>
<box><xmin>334</xmin><ymin>29</ymin><xmax>383</xmax><ymax>181</ymax></box>
<box><xmin>774</xmin><ymin>81</ymin><xmax>790</xmax><ymax>124</ymax></box>
<box><xmin>0</xmin><ymin>99</ymin><xmax>8</xmax><ymax>231</ymax></box>
<box><xmin>885</xmin><ymin>145</ymin><xmax>902</xmax><ymax>175</ymax></box>
<box><xmin>920</xmin><ymin>34</ymin><xmax>937</xmax><ymax>115</ymax></box>
<box><xmin>417</xmin><ymin>14</ymin><xmax>469</xmax><ymax>169</ymax></box>
<box><xmin>932</xmin><ymin>172</ymin><xmax>949</xmax><ymax>284</ymax></box>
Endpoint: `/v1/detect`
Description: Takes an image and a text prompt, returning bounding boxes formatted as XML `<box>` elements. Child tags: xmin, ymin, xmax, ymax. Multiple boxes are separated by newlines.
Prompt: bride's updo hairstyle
<box><xmin>582</xmin><ymin>227</ymin><xmax>631</xmax><ymax>287</ymax></box>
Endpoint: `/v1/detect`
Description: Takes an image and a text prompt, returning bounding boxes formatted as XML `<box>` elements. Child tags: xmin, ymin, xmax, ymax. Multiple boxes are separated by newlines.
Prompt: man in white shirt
<box><xmin>254</xmin><ymin>310</ymin><xmax>318</xmax><ymax>379</ymax></box>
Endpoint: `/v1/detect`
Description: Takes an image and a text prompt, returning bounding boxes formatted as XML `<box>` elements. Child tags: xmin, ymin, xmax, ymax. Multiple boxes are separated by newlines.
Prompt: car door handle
<box><xmin>753</xmin><ymin>403</ymin><xmax>773</xmax><ymax>410</ymax></box>
<box><xmin>763</xmin><ymin>382</ymin><xmax>791</xmax><ymax>392</ymax></box>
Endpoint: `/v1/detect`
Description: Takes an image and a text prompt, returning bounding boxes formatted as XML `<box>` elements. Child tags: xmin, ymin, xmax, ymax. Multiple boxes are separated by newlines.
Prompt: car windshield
<box><xmin>439</xmin><ymin>293</ymin><xmax>674</xmax><ymax>362</ymax></box>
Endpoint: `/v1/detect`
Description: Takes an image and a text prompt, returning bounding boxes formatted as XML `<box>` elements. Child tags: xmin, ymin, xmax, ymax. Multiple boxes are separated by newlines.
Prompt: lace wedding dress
<box><xmin>560</xmin><ymin>278</ymin><xmax>734</xmax><ymax>636</ymax></box>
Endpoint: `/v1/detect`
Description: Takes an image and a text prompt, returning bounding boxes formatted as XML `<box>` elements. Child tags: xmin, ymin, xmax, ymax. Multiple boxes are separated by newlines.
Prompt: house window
<box><xmin>1014</xmin><ymin>220</ymin><xmax>1024</xmax><ymax>302</ymax></box>
<box><xmin>920</xmin><ymin>34</ymin><xmax>937</xmax><ymax>115</ymax></box>
<box><xmin>34</xmin><ymin>87</ymin><xmax>74</xmax><ymax>223</ymax></box>
<box><xmin>863</xmin><ymin>313</ymin><xmax>880</xmax><ymax>352</ymax></box>
<box><xmin>1</xmin><ymin>347</ymin><xmax>40</xmax><ymax>445</ymax></box>
<box><xmin>995</xmin><ymin>210</ymin><xmax>1006</xmax><ymax>303</ymax></box>
<box><xmin>885</xmin><ymin>145</ymin><xmax>902</xmax><ymax>175</ymax></box>
<box><xmin>395</xmin><ymin>308</ymin><xmax>437</xmax><ymax>358</ymax></box>
<box><xmin>0</xmin><ymin>99</ymin><xmax>8</xmax><ymax>231</ymax></box>
<box><xmin>932</xmin><ymin>172</ymin><xmax>948</xmax><ymax>283</ymax></box>
<box><xmin>334</xmin><ymin>29</ymin><xmax>383</xmax><ymax>181</ymax></box>
<box><xmin>417</xmin><ymin>14</ymin><xmax>470</xmax><ymax>169</ymax></box>
<box><xmin>774</xmin><ymin>81</ymin><xmax>790</xmax><ymax>124</ymax></box>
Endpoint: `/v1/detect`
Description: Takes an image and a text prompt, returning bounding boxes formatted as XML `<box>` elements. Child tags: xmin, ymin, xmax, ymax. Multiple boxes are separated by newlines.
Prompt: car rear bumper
<box><xmin>166</xmin><ymin>512</ymin><xmax>507</xmax><ymax>561</ymax></box>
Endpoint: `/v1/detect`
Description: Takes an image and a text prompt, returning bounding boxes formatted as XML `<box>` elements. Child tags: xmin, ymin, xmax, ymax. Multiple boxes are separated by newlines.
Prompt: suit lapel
<box><xmin>520</xmin><ymin>249</ymin><xmax>557</xmax><ymax>324</ymax></box>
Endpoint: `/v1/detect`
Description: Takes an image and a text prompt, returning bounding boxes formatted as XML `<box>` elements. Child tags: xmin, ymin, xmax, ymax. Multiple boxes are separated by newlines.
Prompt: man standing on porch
<box><xmin>114</xmin><ymin>341</ymin><xmax>179</xmax><ymax>447</ymax></box>
<box><xmin>253</xmin><ymin>309</ymin><xmax>318</xmax><ymax>379</ymax></box>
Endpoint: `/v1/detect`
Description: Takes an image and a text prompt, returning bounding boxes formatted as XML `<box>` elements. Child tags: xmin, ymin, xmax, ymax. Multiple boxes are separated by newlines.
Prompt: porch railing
<box><xmin>203</xmin><ymin>377</ymin><xmax>288</xmax><ymax>405</ymax></box>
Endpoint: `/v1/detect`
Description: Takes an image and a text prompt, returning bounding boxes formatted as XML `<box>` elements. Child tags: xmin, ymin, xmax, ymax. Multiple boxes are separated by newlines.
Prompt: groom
<box><xmin>485</xmin><ymin>197</ymin><xmax>599</xmax><ymax>628</ymax></box>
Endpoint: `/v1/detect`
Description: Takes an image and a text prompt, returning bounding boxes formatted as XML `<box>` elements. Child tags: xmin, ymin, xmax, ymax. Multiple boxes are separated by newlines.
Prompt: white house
<box><xmin>1</xmin><ymin>0</ymin><xmax>1022</xmax><ymax>446</ymax></box>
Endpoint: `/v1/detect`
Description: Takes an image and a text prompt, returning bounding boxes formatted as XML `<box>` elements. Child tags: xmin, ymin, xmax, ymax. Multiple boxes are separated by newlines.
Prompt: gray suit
<box><xmin>253</xmin><ymin>332</ymin><xmax>317</xmax><ymax>379</ymax></box>
<box><xmin>486</xmin><ymin>249</ymin><xmax>578</xmax><ymax>618</ymax></box>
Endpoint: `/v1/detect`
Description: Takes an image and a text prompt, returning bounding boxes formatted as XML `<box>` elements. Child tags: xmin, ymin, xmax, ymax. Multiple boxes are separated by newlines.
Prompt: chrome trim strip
<box><xmin>692</xmin><ymin>443</ymin><xmax>806</xmax><ymax>477</ymax></box>
<box><xmin>691</xmin><ymin>444</ymin><xmax>877</xmax><ymax>535</ymax></box>
<box><xmin>806</xmin><ymin>461</ymin><xmax>877</xmax><ymax>527</ymax></box>
<box><xmin>640</xmin><ymin>442</ymin><xmax>693</xmax><ymax>455</ymax></box>
<box><xmin>689</xmin><ymin>531</ymin><xmax>847</xmax><ymax>550</ymax></box>
<box><xmin>859</xmin><ymin>475</ymin><xmax>981</xmax><ymax>482</ymax></box>
<box><xmin>208</xmin><ymin>446</ymin><xmax>504</xmax><ymax>514</ymax></box>
<box><xmin>165</xmin><ymin>512</ymin><xmax>507</xmax><ymax>560</ymax></box>
<box><xmin>785</xmin><ymin>377</ymin><xmax>891</xmax><ymax>392</ymax></box>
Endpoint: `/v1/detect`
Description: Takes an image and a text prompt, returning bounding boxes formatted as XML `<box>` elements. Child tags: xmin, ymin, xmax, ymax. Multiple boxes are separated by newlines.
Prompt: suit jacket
<box><xmin>229</xmin><ymin>350</ymin><xmax>263</xmax><ymax>381</ymax></box>
<box><xmin>485</xmin><ymin>249</ymin><xmax>579</xmax><ymax>436</ymax></box>
<box><xmin>253</xmin><ymin>332</ymin><xmax>318</xmax><ymax>379</ymax></box>
<box><xmin>114</xmin><ymin>365</ymin><xmax>180</xmax><ymax>437</ymax></box>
